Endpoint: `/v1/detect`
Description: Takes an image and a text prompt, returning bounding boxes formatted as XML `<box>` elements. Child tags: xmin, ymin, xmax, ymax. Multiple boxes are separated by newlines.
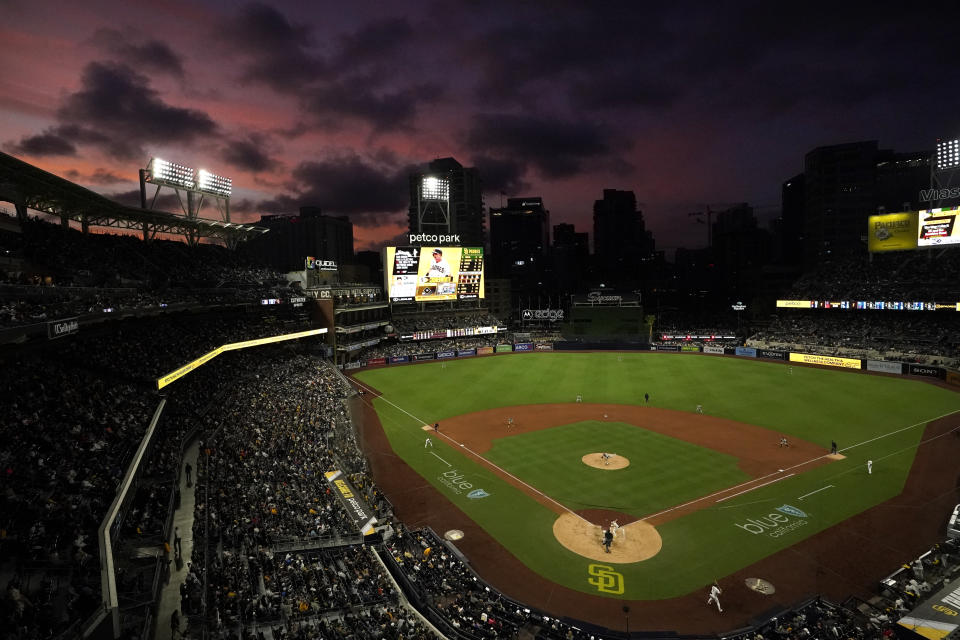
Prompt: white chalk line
<box><xmin>716</xmin><ymin>474</ymin><xmax>794</xmax><ymax>503</ymax></box>
<box><xmin>429</xmin><ymin>451</ymin><xmax>451</xmax><ymax>467</ymax></box>
<box><xmin>353</xmin><ymin>378</ymin><xmax>592</xmax><ymax>525</ymax></box>
<box><xmin>798</xmin><ymin>485</ymin><xmax>834</xmax><ymax>501</ymax></box>
<box><xmin>640</xmin><ymin>408</ymin><xmax>959</xmax><ymax>521</ymax></box>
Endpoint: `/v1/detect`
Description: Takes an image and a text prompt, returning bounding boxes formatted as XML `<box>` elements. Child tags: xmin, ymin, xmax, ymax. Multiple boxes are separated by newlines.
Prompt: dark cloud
<box><xmin>8</xmin><ymin>131</ymin><xmax>77</xmax><ymax>156</ymax></box>
<box><xmin>299</xmin><ymin>80</ymin><xmax>441</xmax><ymax>132</ymax></box>
<box><xmin>471</xmin><ymin>155</ymin><xmax>529</xmax><ymax>195</ymax></box>
<box><xmin>92</xmin><ymin>28</ymin><xmax>185</xmax><ymax>77</ymax></box>
<box><xmin>259</xmin><ymin>155</ymin><xmax>411</xmax><ymax>227</ymax></box>
<box><xmin>466</xmin><ymin>113</ymin><xmax>622</xmax><ymax>178</ymax></box>
<box><xmin>220</xmin><ymin>135</ymin><xmax>278</xmax><ymax>173</ymax></box>
<box><xmin>55</xmin><ymin>61</ymin><xmax>218</xmax><ymax>158</ymax></box>
<box><xmin>333</xmin><ymin>17</ymin><xmax>413</xmax><ymax>67</ymax></box>
<box><xmin>223</xmin><ymin>3</ymin><xmax>325</xmax><ymax>91</ymax></box>
<box><xmin>89</xmin><ymin>168</ymin><xmax>126</xmax><ymax>185</ymax></box>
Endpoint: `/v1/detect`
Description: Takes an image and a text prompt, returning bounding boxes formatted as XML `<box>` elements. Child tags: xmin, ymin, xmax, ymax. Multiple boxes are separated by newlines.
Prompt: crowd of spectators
<box><xmin>357</xmin><ymin>335</ymin><xmax>507</xmax><ymax>360</ymax></box>
<box><xmin>390</xmin><ymin>311</ymin><xmax>502</xmax><ymax>334</ymax></box>
<box><xmin>785</xmin><ymin>252</ymin><xmax>960</xmax><ymax>302</ymax></box>
<box><xmin>0</xmin><ymin>214</ymin><xmax>290</xmax><ymax>329</ymax></box>
<box><xmin>749</xmin><ymin>312</ymin><xmax>959</xmax><ymax>366</ymax></box>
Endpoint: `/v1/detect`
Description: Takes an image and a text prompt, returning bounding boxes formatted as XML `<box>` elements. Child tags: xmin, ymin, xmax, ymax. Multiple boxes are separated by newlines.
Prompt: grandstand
<box><xmin>1</xmin><ymin>156</ymin><xmax>959</xmax><ymax>640</ymax></box>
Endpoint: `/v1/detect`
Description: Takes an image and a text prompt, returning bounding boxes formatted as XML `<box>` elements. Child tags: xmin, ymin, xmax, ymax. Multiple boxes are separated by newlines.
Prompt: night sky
<box><xmin>2</xmin><ymin>1</ymin><xmax>957</xmax><ymax>252</ymax></box>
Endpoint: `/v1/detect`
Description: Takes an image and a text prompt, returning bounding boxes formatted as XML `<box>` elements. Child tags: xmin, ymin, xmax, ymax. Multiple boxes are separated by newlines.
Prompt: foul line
<box><xmin>353</xmin><ymin>379</ymin><xmax>593</xmax><ymax>525</ymax></box>
<box><xmin>429</xmin><ymin>451</ymin><xmax>451</xmax><ymax>467</ymax></box>
<box><xmin>798</xmin><ymin>485</ymin><xmax>834</xmax><ymax>501</ymax></box>
<box><xmin>715</xmin><ymin>474</ymin><xmax>794</xmax><ymax>503</ymax></box>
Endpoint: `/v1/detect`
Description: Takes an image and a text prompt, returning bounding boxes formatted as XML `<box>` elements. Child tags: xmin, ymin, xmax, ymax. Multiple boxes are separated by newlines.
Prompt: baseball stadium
<box><xmin>3</xmin><ymin>146</ymin><xmax>960</xmax><ymax>640</ymax></box>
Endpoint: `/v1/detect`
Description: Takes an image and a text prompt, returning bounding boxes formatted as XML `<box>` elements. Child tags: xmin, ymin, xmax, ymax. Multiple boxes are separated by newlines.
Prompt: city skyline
<box><xmin>1</xmin><ymin>1</ymin><xmax>956</xmax><ymax>252</ymax></box>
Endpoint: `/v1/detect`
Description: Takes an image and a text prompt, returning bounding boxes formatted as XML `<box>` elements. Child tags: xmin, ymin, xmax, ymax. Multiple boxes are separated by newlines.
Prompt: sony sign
<box><xmin>920</xmin><ymin>187</ymin><xmax>960</xmax><ymax>202</ymax></box>
<box><xmin>408</xmin><ymin>233</ymin><xmax>461</xmax><ymax>244</ymax></box>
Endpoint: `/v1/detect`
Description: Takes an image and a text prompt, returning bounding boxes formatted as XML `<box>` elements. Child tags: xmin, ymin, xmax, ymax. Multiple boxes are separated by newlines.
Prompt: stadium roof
<box><xmin>0</xmin><ymin>151</ymin><xmax>268</xmax><ymax>244</ymax></box>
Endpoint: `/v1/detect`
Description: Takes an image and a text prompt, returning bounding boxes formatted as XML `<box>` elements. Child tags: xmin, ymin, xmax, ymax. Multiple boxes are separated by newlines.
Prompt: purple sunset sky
<box><xmin>2</xmin><ymin>0</ymin><xmax>957</xmax><ymax>251</ymax></box>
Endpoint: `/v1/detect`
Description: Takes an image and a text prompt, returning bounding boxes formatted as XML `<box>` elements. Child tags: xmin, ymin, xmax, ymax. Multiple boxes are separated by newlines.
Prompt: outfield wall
<box><xmin>341</xmin><ymin>341</ymin><xmax>948</xmax><ymax>381</ymax></box>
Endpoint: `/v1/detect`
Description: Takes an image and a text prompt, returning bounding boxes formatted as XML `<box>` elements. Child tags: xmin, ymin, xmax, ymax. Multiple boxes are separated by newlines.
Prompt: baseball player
<box><xmin>602</xmin><ymin>529</ymin><xmax>613</xmax><ymax>553</ymax></box>
<box><xmin>601</xmin><ymin>452</ymin><xmax>612</xmax><ymax>466</ymax></box>
<box><xmin>707</xmin><ymin>583</ymin><xmax>723</xmax><ymax>612</ymax></box>
<box><xmin>434</xmin><ymin>422</ymin><xmax>439</xmax><ymax>432</ymax></box>
<box><xmin>779</xmin><ymin>437</ymin><xmax>789</xmax><ymax>447</ymax></box>
<box><xmin>576</xmin><ymin>393</ymin><xmax>582</xmax><ymax>403</ymax></box>
<box><xmin>609</xmin><ymin>520</ymin><xmax>620</xmax><ymax>538</ymax></box>
<box><xmin>696</xmin><ymin>404</ymin><xmax>703</xmax><ymax>414</ymax></box>
<box><xmin>425</xmin><ymin>437</ymin><xmax>433</xmax><ymax>448</ymax></box>
<box><xmin>507</xmin><ymin>417</ymin><xmax>514</xmax><ymax>427</ymax></box>
<box><xmin>867</xmin><ymin>459</ymin><xmax>873</xmax><ymax>474</ymax></box>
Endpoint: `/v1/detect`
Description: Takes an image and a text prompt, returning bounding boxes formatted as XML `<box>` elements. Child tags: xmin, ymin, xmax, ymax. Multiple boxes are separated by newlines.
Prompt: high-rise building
<box><xmin>488</xmin><ymin>197</ymin><xmax>550</xmax><ymax>279</ymax></box>
<box><xmin>244</xmin><ymin>206</ymin><xmax>353</xmax><ymax>273</ymax></box>
<box><xmin>592</xmin><ymin>189</ymin><xmax>654</xmax><ymax>287</ymax></box>
<box><xmin>800</xmin><ymin>141</ymin><xmax>930</xmax><ymax>264</ymax></box>
<box><xmin>552</xmin><ymin>223</ymin><xmax>589</xmax><ymax>293</ymax></box>
<box><xmin>408</xmin><ymin>157</ymin><xmax>484</xmax><ymax>246</ymax></box>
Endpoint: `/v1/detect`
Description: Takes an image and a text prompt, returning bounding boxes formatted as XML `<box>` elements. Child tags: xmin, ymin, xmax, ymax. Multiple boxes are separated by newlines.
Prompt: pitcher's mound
<box><xmin>552</xmin><ymin>512</ymin><xmax>662</xmax><ymax>563</ymax></box>
<box><xmin>582</xmin><ymin>453</ymin><xmax>630</xmax><ymax>470</ymax></box>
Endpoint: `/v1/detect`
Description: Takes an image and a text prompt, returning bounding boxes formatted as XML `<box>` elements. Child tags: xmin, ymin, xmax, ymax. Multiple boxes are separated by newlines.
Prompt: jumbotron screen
<box><xmin>384</xmin><ymin>246</ymin><xmax>485</xmax><ymax>302</ymax></box>
<box><xmin>918</xmin><ymin>207</ymin><xmax>960</xmax><ymax>247</ymax></box>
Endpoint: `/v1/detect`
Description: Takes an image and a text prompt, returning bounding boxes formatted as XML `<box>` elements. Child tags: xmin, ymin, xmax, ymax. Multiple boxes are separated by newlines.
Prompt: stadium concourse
<box><xmin>1</xmin><ymin>212</ymin><xmax>960</xmax><ymax>640</ymax></box>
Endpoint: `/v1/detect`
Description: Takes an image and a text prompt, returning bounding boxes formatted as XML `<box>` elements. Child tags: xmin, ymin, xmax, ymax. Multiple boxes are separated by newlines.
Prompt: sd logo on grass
<box><xmin>588</xmin><ymin>564</ymin><xmax>624</xmax><ymax>594</ymax></box>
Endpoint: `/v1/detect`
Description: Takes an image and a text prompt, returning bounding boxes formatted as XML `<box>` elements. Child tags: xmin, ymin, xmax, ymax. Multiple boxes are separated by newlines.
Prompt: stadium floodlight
<box><xmin>936</xmin><ymin>139</ymin><xmax>960</xmax><ymax>170</ymax></box>
<box><xmin>421</xmin><ymin>175</ymin><xmax>449</xmax><ymax>200</ymax></box>
<box><xmin>197</xmin><ymin>169</ymin><xmax>232</xmax><ymax>197</ymax></box>
<box><xmin>149</xmin><ymin>157</ymin><xmax>195</xmax><ymax>188</ymax></box>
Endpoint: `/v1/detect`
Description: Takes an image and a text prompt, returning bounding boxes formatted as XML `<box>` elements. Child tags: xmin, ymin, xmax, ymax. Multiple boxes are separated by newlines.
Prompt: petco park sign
<box><xmin>408</xmin><ymin>233</ymin><xmax>461</xmax><ymax>244</ymax></box>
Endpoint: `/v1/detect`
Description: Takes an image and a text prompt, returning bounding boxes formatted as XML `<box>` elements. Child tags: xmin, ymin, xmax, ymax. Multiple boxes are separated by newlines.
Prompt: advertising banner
<box><xmin>344</xmin><ymin>361</ymin><xmax>361</xmax><ymax>370</ymax></box>
<box><xmin>789</xmin><ymin>353</ymin><xmax>862</xmax><ymax>369</ymax></box>
<box><xmin>908</xmin><ymin>364</ymin><xmax>944</xmax><ymax>379</ymax></box>
<box><xmin>437</xmin><ymin>350</ymin><xmax>456</xmax><ymax>359</ymax></box>
<box><xmin>390</xmin><ymin>355</ymin><xmax>409</xmax><ymax>364</ymax></box>
<box><xmin>867</xmin><ymin>212</ymin><xmax>919</xmax><ymax>253</ymax></box>
<box><xmin>866</xmin><ymin>360</ymin><xmax>903</xmax><ymax>374</ymax></box>
<box><xmin>758</xmin><ymin>349</ymin><xmax>787</xmax><ymax>360</ymax></box>
<box><xmin>680</xmin><ymin>345</ymin><xmax>701</xmax><ymax>352</ymax></box>
<box><xmin>324</xmin><ymin>471</ymin><xmax>377</xmax><ymax>536</ymax></box>
<box><xmin>477</xmin><ymin>346</ymin><xmax>494</xmax><ymax>355</ymax></box>
<box><xmin>366</xmin><ymin>357</ymin><xmax>387</xmax><ymax>366</ymax></box>
<box><xmin>535</xmin><ymin>343</ymin><xmax>554</xmax><ymax>351</ymax></box>
<box><xmin>776</xmin><ymin>300</ymin><xmax>814</xmax><ymax>308</ymax></box>
<box><xmin>47</xmin><ymin>317</ymin><xmax>79</xmax><ymax>340</ymax></box>
<box><xmin>413</xmin><ymin>353</ymin><xmax>436</xmax><ymax>361</ymax></box>
<box><xmin>520</xmin><ymin>309</ymin><xmax>565</xmax><ymax>322</ymax></box>
<box><xmin>703</xmin><ymin>345</ymin><xmax>725</xmax><ymax>355</ymax></box>
<box><xmin>735</xmin><ymin>347</ymin><xmax>757</xmax><ymax>357</ymax></box>
<box><xmin>457</xmin><ymin>349</ymin><xmax>476</xmax><ymax>357</ymax></box>
<box><xmin>514</xmin><ymin>342</ymin><xmax>534</xmax><ymax>351</ymax></box>
<box><xmin>946</xmin><ymin>370</ymin><xmax>960</xmax><ymax>387</ymax></box>
<box><xmin>918</xmin><ymin>207</ymin><xmax>960</xmax><ymax>247</ymax></box>
<box><xmin>384</xmin><ymin>246</ymin><xmax>485</xmax><ymax>302</ymax></box>
<box><xmin>496</xmin><ymin>344</ymin><xmax>513</xmax><ymax>353</ymax></box>
<box><xmin>656</xmin><ymin>345</ymin><xmax>681</xmax><ymax>352</ymax></box>
<box><xmin>475</xmin><ymin>326</ymin><xmax>497</xmax><ymax>335</ymax></box>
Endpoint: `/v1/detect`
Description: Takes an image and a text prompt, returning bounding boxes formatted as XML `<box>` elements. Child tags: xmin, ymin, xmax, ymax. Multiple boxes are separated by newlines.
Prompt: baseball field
<box><xmin>352</xmin><ymin>352</ymin><xmax>960</xmax><ymax>627</ymax></box>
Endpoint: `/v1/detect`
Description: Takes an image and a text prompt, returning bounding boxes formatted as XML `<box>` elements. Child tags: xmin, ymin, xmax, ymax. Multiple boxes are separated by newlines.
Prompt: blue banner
<box><xmin>414</xmin><ymin>353</ymin><xmax>436</xmax><ymax>361</ymax></box>
<box><xmin>735</xmin><ymin>347</ymin><xmax>757</xmax><ymax>357</ymax></box>
<box><xmin>389</xmin><ymin>355</ymin><xmax>409</xmax><ymax>364</ymax></box>
<box><xmin>437</xmin><ymin>350</ymin><xmax>456</xmax><ymax>359</ymax></box>
<box><xmin>514</xmin><ymin>342</ymin><xmax>534</xmax><ymax>351</ymax></box>
<box><xmin>457</xmin><ymin>349</ymin><xmax>476</xmax><ymax>357</ymax></box>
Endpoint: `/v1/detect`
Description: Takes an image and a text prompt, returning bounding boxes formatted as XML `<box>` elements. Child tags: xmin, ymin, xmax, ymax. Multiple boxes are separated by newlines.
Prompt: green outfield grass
<box><xmin>484</xmin><ymin>420</ymin><xmax>750</xmax><ymax>516</ymax></box>
<box><xmin>356</xmin><ymin>352</ymin><xmax>960</xmax><ymax>599</ymax></box>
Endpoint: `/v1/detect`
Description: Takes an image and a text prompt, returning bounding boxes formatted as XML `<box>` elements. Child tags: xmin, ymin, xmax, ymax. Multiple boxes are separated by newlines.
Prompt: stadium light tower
<box><xmin>414</xmin><ymin>174</ymin><xmax>451</xmax><ymax>236</ymax></box>
<box><xmin>140</xmin><ymin>157</ymin><xmax>233</xmax><ymax>245</ymax></box>
<box><xmin>929</xmin><ymin>137</ymin><xmax>960</xmax><ymax>208</ymax></box>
